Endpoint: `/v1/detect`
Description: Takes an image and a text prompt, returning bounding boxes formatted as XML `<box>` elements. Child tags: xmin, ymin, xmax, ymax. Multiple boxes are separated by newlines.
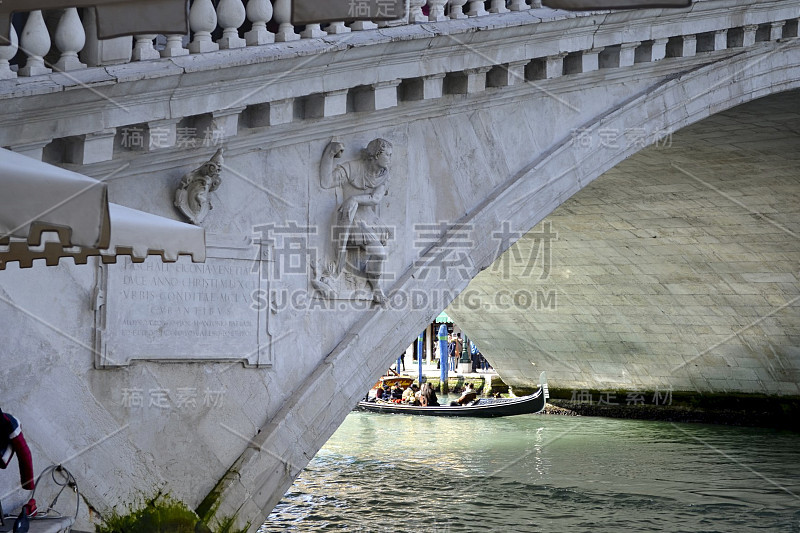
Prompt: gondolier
<box><xmin>0</xmin><ymin>408</ymin><xmax>37</xmax><ymax>517</ymax></box>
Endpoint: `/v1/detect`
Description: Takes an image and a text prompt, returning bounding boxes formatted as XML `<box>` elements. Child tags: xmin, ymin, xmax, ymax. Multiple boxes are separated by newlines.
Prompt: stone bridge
<box><xmin>0</xmin><ymin>0</ymin><xmax>798</xmax><ymax>531</ymax></box>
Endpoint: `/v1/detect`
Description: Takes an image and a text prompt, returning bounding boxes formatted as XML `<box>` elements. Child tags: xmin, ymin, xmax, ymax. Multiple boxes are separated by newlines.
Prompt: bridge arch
<box><xmin>210</xmin><ymin>42</ymin><xmax>800</xmax><ymax>529</ymax></box>
<box><xmin>450</xmin><ymin>88</ymin><xmax>800</xmax><ymax>396</ymax></box>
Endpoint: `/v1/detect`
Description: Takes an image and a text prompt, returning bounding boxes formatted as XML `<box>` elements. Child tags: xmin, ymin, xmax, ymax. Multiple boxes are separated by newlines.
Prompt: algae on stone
<box><xmin>95</xmin><ymin>494</ymin><xmax>247</xmax><ymax>533</ymax></box>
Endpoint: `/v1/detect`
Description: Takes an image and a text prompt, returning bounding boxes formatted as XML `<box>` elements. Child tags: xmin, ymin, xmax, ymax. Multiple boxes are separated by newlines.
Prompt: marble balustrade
<box><xmin>2</xmin><ymin>1</ymin><xmax>796</xmax><ymax>76</ymax></box>
<box><xmin>0</xmin><ymin>0</ymin><xmax>797</xmax><ymax>164</ymax></box>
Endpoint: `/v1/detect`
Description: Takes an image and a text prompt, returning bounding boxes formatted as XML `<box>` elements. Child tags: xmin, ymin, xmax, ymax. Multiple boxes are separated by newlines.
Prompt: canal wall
<box><xmin>546</xmin><ymin>393</ymin><xmax>800</xmax><ymax>430</ymax></box>
<box><xmin>416</xmin><ymin>373</ymin><xmax>508</xmax><ymax>394</ymax></box>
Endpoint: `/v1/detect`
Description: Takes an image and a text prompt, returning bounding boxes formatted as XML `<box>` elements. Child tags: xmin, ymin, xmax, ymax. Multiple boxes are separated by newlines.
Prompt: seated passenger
<box><xmin>402</xmin><ymin>384</ymin><xmax>419</xmax><ymax>403</ymax></box>
<box><xmin>419</xmin><ymin>383</ymin><xmax>439</xmax><ymax>407</ymax></box>
<box><xmin>390</xmin><ymin>385</ymin><xmax>403</xmax><ymax>400</ymax></box>
<box><xmin>450</xmin><ymin>383</ymin><xmax>478</xmax><ymax>406</ymax></box>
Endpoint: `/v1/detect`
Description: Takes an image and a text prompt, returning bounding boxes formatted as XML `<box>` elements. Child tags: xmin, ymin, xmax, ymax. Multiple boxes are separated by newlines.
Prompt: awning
<box><xmin>435</xmin><ymin>312</ymin><xmax>453</xmax><ymax>324</ymax></box>
<box><xmin>1</xmin><ymin>147</ymin><xmax>110</xmax><ymax>249</ymax></box>
<box><xmin>292</xmin><ymin>0</ymin><xmax>406</xmax><ymax>25</ymax></box>
<box><xmin>0</xmin><ymin>0</ymin><xmax>188</xmax><ymax>41</ymax></box>
<box><xmin>1</xmin><ymin>206</ymin><xmax>206</xmax><ymax>269</ymax></box>
<box><xmin>101</xmin><ymin>203</ymin><xmax>205</xmax><ymax>262</ymax></box>
<box><xmin>0</xmin><ymin>148</ymin><xmax>206</xmax><ymax>269</ymax></box>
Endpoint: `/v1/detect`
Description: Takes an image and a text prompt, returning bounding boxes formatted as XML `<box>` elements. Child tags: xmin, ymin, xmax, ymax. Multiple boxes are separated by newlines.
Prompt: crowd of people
<box><xmin>368</xmin><ymin>382</ymin><xmax>439</xmax><ymax>406</ymax></box>
<box><xmin>365</xmin><ymin>381</ymin><xmax>483</xmax><ymax>407</ymax></box>
<box><xmin>445</xmin><ymin>332</ymin><xmax>492</xmax><ymax>374</ymax></box>
<box><xmin>393</xmin><ymin>328</ymin><xmax>493</xmax><ymax>375</ymax></box>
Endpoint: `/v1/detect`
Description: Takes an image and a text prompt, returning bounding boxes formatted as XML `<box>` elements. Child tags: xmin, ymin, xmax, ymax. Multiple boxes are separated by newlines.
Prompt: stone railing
<box><xmin>1</xmin><ymin>0</ymin><xmax>798</xmax><ymax>78</ymax></box>
<box><xmin>0</xmin><ymin>0</ymin><xmax>797</xmax><ymax>164</ymax></box>
<box><xmin>0</xmin><ymin>0</ymin><xmax>550</xmax><ymax>77</ymax></box>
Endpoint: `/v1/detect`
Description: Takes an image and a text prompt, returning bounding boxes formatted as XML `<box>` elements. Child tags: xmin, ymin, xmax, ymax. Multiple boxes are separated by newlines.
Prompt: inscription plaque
<box><xmin>94</xmin><ymin>248</ymin><xmax>271</xmax><ymax>368</ymax></box>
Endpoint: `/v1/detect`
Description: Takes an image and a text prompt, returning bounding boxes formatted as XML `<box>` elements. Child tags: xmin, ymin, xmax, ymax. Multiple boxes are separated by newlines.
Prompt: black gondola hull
<box><xmin>356</xmin><ymin>387</ymin><xmax>547</xmax><ymax>418</ymax></box>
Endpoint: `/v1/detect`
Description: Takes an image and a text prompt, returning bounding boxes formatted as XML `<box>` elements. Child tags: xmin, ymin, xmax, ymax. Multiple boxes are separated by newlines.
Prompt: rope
<box><xmin>27</xmin><ymin>464</ymin><xmax>80</xmax><ymax>528</ymax></box>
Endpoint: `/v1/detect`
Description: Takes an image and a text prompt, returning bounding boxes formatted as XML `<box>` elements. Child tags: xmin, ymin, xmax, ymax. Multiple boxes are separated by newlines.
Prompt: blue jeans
<box><xmin>450</xmin><ymin>356</ymin><xmax>458</xmax><ymax>371</ymax></box>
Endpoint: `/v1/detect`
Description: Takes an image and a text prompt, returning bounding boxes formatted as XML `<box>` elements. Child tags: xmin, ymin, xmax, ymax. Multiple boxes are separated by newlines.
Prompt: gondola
<box><xmin>357</xmin><ymin>372</ymin><xmax>549</xmax><ymax>418</ymax></box>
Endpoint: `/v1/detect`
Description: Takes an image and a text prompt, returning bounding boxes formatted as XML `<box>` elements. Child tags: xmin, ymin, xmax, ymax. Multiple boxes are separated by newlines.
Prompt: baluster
<box><xmin>349</xmin><ymin>5</ymin><xmax>378</xmax><ymax>32</ymax></box>
<box><xmin>217</xmin><ymin>0</ymin><xmax>247</xmax><ymax>49</ymax></box>
<box><xmin>273</xmin><ymin>0</ymin><xmax>299</xmax><ymax>41</ymax></box>
<box><xmin>449</xmin><ymin>0</ymin><xmax>468</xmax><ymax>19</ymax></box>
<box><xmin>350</xmin><ymin>19</ymin><xmax>378</xmax><ymax>30</ymax></box>
<box><xmin>132</xmin><ymin>35</ymin><xmax>159</xmax><ymax>61</ymax></box>
<box><xmin>326</xmin><ymin>22</ymin><xmax>351</xmax><ymax>34</ymax></box>
<box><xmin>508</xmin><ymin>0</ymin><xmax>529</xmax><ymax>9</ymax></box>
<box><xmin>245</xmin><ymin>0</ymin><xmax>274</xmax><ymax>45</ymax></box>
<box><xmin>409</xmin><ymin>0</ymin><xmax>427</xmax><ymax>23</ymax></box>
<box><xmin>467</xmin><ymin>0</ymin><xmax>488</xmax><ymax>16</ymax></box>
<box><xmin>162</xmin><ymin>34</ymin><xmax>189</xmax><ymax>57</ymax></box>
<box><xmin>0</xmin><ymin>24</ymin><xmax>18</xmax><ymax>79</ymax></box>
<box><xmin>429</xmin><ymin>0</ymin><xmax>448</xmax><ymax>21</ymax></box>
<box><xmin>19</xmin><ymin>10</ymin><xmax>52</xmax><ymax>76</ymax></box>
<box><xmin>301</xmin><ymin>23</ymin><xmax>326</xmax><ymax>38</ymax></box>
<box><xmin>376</xmin><ymin>2</ymin><xmax>407</xmax><ymax>27</ymax></box>
<box><xmin>489</xmin><ymin>0</ymin><xmax>509</xmax><ymax>13</ymax></box>
<box><xmin>53</xmin><ymin>8</ymin><xmax>87</xmax><ymax>71</ymax></box>
<box><xmin>188</xmin><ymin>0</ymin><xmax>220</xmax><ymax>53</ymax></box>
<box><xmin>530</xmin><ymin>0</ymin><xmax>543</xmax><ymax>7</ymax></box>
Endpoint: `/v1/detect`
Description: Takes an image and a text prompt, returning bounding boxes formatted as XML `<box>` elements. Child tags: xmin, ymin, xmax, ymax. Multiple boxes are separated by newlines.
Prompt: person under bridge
<box><xmin>1</xmin><ymin>408</ymin><xmax>37</xmax><ymax>519</ymax></box>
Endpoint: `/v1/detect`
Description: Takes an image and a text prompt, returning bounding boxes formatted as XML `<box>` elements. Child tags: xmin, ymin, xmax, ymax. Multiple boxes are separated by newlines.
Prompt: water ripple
<box><xmin>263</xmin><ymin>415</ymin><xmax>800</xmax><ymax>532</ymax></box>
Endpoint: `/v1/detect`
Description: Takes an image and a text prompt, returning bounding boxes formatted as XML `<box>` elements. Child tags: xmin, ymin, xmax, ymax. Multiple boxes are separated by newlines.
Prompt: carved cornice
<box><xmin>0</xmin><ymin>0</ymin><xmax>796</xmax><ymax>151</ymax></box>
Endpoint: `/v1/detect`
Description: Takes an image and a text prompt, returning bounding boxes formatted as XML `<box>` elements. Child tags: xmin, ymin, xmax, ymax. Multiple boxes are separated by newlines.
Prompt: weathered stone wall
<box><xmin>448</xmin><ymin>90</ymin><xmax>800</xmax><ymax>397</ymax></box>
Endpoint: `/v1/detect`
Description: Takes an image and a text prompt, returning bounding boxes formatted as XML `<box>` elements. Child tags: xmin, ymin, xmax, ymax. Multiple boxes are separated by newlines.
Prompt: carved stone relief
<box><xmin>316</xmin><ymin>138</ymin><xmax>394</xmax><ymax>304</ymax></box>
<box><xmin>174</xmin><ymin>148</ymin><xmax>224</xmax><ymax>225</ymax></box>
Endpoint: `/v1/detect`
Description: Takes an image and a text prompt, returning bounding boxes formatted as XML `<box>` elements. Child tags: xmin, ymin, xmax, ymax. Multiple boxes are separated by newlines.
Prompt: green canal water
<box><xmin>263</xmin><ymin>409</ymin><xmax>800</xmax><ymax>532</ymax></box>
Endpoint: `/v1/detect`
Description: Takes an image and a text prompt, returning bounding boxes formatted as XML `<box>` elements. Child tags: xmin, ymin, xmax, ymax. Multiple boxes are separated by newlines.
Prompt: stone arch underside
<box><xmin>210</xmin><ymin>42</ymin><xmax>800</xmax><ymax>531</ymax></box>
<box><xmin>447</xmin><ymin>88</ymin><xmax>800</xmax><ymax>397</ymax></box>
